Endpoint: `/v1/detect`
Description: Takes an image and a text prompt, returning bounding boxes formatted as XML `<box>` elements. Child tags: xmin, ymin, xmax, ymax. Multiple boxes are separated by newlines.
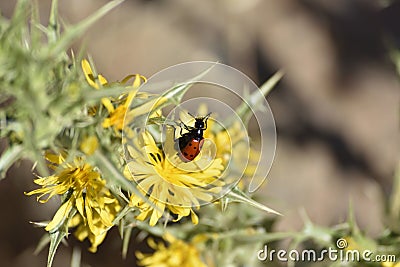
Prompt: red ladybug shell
<box><xmin>175</xmin><ymin>112</ymin><xmax>211</xmax><ymax>162</ymax></box>
<box><xmin>179</xmin><ymin>138</ymin><xmax>205</xmax><ymax>162</ymax></box>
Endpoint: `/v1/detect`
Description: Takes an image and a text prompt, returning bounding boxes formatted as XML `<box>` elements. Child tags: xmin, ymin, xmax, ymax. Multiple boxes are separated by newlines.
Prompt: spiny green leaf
<box><xmin>128</xmin><ymin>64</ymin><xmax>216</xmax><ymax>128</ymax></box>
<box><xmin>45</xmin><ymin>0</ymin><xmax>125</xmax><ymax>58</ymax></box>
<box><xmin>47</xmin><ymin>0</ymin><xmax>60</xmax><ymax>43</ymax></box>
<box><xmin>47</xmin><ymin>229</ymin><xmax>68</xmax><ymax>267</ymax></box>
<box><xmin>224</xmin><ymin>187</ymin><xmax>282</xmax><ymax>216</ymax></box>
<box><xmin>160</xmin><ymin>64</ymin><xmax>214</xmax><ymax>104</ymax></box>
<box><xmin>112</xmin><ymin>205</ymin><xmax>133</xmax><ymax>227</ymax></box>
<box><xmin>33</xmin><ymin>234</ymin><xmax>51</xmax><ymax>255</ymax></box>
<box><xmin>83</xmin><ymin>85</ymin><xmax>134</xmax><ymax>102</ymax></box>
<box><xmin>70</xmin><ymin>247</ymin><xmax>82</xmax><ymax>267</ymax></box>
<box><xmin>122</xmin><ymin>226</ymin><xmax>133</xmax><ymax>259</ymax></box>
<box><xmin>236</xmin><ymin>70</ymin><xmax>284</xmax><ymax>124</ymax></box>
<box><xmin>46</xmin><ymin>207</ymin><xmax>76</xmax><ymax>267</ymax></box>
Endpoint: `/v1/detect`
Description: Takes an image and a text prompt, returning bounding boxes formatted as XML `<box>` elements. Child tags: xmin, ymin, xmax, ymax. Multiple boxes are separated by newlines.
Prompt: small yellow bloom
<box><xmin>136</xmin><ymin>233</ymin><xmax>207</xmax><ymax>267</ymax></box>
<box><xmin>25</xmin><ymin>152</ymin><xmax>121</xmax><ymax>251</ymax></box>
<box><xmin>69</xmin><ymin>195</ymin><xmax>120</xmax><ymax>253</ymax></box>
<box><xmin>80</xmin><ymin>135</ymin><xmax>99</xmax><ymax>155</ymax></box>
<box><xmin>124</xmin><ymin>131</ymin><xmax>224</xmax><ymax>226</ymax></box>
<box><xmin>81</xmin><ymin>59</ymin><xmax>165</xmax><ymax>133</ymax></box>
<box><xmin>101</xmin><ymin>74</ymin><xmax>146</xmax><ymax>131</ymax></box>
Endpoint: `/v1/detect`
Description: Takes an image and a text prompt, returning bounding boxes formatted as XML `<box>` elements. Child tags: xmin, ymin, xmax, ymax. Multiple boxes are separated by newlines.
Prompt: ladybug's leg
<box><xmin>179</xmin><ymin>121</ymin><xmax>192</xmax><ymax>135</ymax></box>
<box><xmin>179</xmin><ymin>123</ymin><xmax>184</xmax><ymax>136</ymax></box>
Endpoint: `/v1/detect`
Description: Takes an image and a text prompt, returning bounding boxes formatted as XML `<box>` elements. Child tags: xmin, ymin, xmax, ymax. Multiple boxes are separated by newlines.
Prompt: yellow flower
<box><xmin>124</xmin><ymin>131</ymin><xmax>224</xmax><ymax>226</ymax></box>
<box><xmin>25</xmin><ymin>152</ymin><xmax>121</xmax><ymax>251</ymax></box>
<box><xmin>81</xmin><ymin>59</ymin><xmax>166</xmax><ymax>133</ymax></box>
<box><xmin>136</xmin><ymin>233</ymin><xmax>207</xmax><ymax>267</ymax></box>
<box><xmin>69</xmin><ymin>195</ymin><xmax>120</xmax><ymax>253</ymax></box>
<box><xmin>101</xmin><ymin>74</ymin><xmax>147</xmax><ymax>131</ymax></box>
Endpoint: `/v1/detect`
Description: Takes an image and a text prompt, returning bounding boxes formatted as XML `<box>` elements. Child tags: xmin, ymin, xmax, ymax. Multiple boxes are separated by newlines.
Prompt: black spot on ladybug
<box><xmin>189</xmin><ymin>143</ymin><xmax>192</xmax><ymax>146</ymax></box>
<box><xmin>184</xmin><ymin>152</ymin><xmax>188</xmax><ymax>156</ymax></box>
<box><xmin>193</xmin><ymin>147</ymin><xmax>196</xmax><ymax>149</ymax></box>
<box><xmin>190</xmin><ymin>154</ymin><xmax>194</xmax><ymax>158</ymax></box>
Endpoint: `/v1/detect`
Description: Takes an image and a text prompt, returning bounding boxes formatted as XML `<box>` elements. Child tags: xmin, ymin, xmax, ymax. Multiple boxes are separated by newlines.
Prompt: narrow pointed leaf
<box><xmin>225</xmin><ymin>187</ymin><xmax>282</xmax><ymax>216</ymax></box>
<box><xmin>0</xmin><ymin>145</ymin><xmax>24</xmax><ymax>179</ymax></box>
<box><xmin>47</xmin><ymin>0</ymin><xmax>60</xmax><ymax>43</ymax></box>
<box><xmin>70</xmin><ymin>247</ymin><xmax>81</xmax><ymax>267</ymax></box>
<box><xmin>236</xmin><ymin>70</ymin><xmax>284</xmax><ymax>123</ymax></box>
<box><xmin>122</xmin><ymin>226</ymin><xmax>133</xmax><ymax>259</ymax></box>
<box><xmin>47</xmin><ymin>229</ymin><xmax>68</xmax><ymax>267</ymax></box>
<box><xmin>34</xmin><ymin>234</ymin><xmax>51</xmax><ymax>255</ymax></box>
<box><xmin>46</xmin><ymin>0</ymin><xmax>125</xmax><ymax>57</ymax></box>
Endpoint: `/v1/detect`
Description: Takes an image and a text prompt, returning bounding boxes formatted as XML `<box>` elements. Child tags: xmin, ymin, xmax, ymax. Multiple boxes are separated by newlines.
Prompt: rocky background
<box><xmin>0</xmin><ymin>0</ymin><xmax>399</xmax><ymax>266</ymax></box>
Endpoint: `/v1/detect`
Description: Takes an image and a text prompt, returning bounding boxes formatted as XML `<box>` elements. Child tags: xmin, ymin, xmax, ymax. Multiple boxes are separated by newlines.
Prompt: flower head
<box><xmin>81</xmin><ymin>59</ymin><xmax>165</xmax><ymax>133</ymax></box>
<box><xmin>136</xmin><ymin>233</ymin><xmax>207</xmax><ymax>267</ymax></box>
<box><xmin>25</xmin><ymin>152</ymin><xmax>120</xmax><ymax>251</ymax></box>
<box><xmin>69</xmin><ymin>196</ymin><xmax>120</xmax><ymax>253</ymax></box>
<box><xmin>124</xmin><ymin>131</ymin><xmax>224</xmax><ymax>226</ymax></box>
<box><xmin>81</xmin><ymin>59</ymin><xmax>144</xmax><ymax>131</ymax></box>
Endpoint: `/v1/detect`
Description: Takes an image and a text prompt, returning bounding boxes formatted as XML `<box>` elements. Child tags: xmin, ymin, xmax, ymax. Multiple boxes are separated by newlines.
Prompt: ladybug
<box><xmin>175</xmin><ymin>113</ymin><xmax>211</xmax><ymax>162</ymax></box>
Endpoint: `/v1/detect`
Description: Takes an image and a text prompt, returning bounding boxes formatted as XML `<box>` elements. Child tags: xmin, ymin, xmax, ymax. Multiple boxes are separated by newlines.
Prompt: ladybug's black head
<box><xmin>192</xmin><ymin>112</ymin><xmax>211</xmax><ymax>129</ymax></box>
<box><xmin>194</xmin><ymin>118</ymin><xmax>205</xmax><ymax>129</ymax></box>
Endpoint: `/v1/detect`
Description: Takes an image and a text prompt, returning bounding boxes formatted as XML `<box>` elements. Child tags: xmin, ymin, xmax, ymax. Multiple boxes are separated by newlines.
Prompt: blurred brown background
<box><xmin>1</xmin><ymin>0</ymin><xmax>399</xmax><ymax>266</ymax></box>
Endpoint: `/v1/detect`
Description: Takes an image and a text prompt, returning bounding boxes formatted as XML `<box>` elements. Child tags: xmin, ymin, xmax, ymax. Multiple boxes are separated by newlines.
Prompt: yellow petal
<box><xmin>74</xmin><ymin>224</ymin><xmax>89</xmax><ymax>241</ymax></box>
<box><xmin>101</xmin><ymin>97</ymin><xmax>115</xmax><ymax>113</ymax></box>
<box><xmin>80</xmin><ymin>135</ymin><xmax>99</xmax><ymax>155</ymax></box>
<box><xmin>190</xmin><ymin>210</ymin><xmax>199</xmax><ymax>225</ymax></box>
<box><xmin>45</xmin><ymin>199</ymin><xmax>74</xmax><ymax>232</ymax></box>
<box><xmin>149</xmin><ymin>202</ymin><xmax>165</xmax><ymax>226</ymax></box>
<box><xmin>88</xmin><ymin>231</ymin><xmax>107</xmax><ymax>253</ymax></box>
<box><xmin>45</xmin><ymin>152</ymin><xmax>65</xmax><ymax>164</ymax></box>
<box><xmin>81</xmin><ymin>59</ymin><xmax>108</xmax><ymax>89</ymax></box>
<box><xmin>75</xmin><ymin>196</ymin><xmax>85</xmax><ymax>219</ymax></box>
<box><xmin>98</xmin><ymin>74</ymin><xmax>108</xmax><ymax>86</ymax></box>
